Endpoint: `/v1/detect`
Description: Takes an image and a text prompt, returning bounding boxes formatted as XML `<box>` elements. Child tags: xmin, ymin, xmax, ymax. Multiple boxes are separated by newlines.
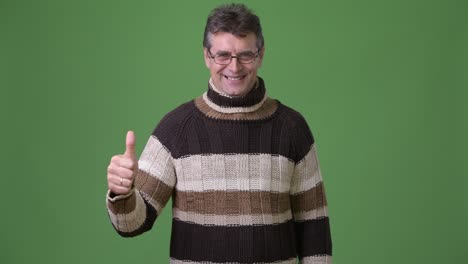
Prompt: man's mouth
<box><xmin>224</xmin><ymin>75</ymin><xmax>246</xmax><ymax>81</ymax></box>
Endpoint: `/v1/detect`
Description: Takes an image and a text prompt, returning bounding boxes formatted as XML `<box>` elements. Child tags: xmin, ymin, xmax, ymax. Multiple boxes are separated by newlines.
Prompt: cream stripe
<box><xmin>172</xmin><ymin>208</ymin><xmax>293</xmax><ymax>226</ymax></box>
<box><xmin>107</xmin><ymin>192</ymin><xmax>147</xmax><ymax>233</ymax></box>
<box><xmin>170</xmin><ymin>258</ymin><xmax>297</xmax><ymax>264</ymax></box>
<box><xmin>106</xmin><ymin>189</ymin><xmax>133</xmax><ymax>203</ymax></box>
<box><xmin>202</xmin><ymin>92</ymin><xmax>268</xmax><ymax>114</ymax></box>
<box><xmin>174</xmin><ymin>154</ymin><xmax>294</xmax><ymax>192</ymax></box>
<box><xmin>301</xmin><ymin>255</ymin><xmax>332</xmax><ymax>264</ymax></box>
<box><xmin>293</xmin><ymin>206</ymin><xmax>329</xmax><ymax>222</ymax></box>
<box><xmin>138</xmin><ymin>135</ymin><xmax>176</xmax><ymax>188</ymax></box>
<box><xmin>209</xmin><ymin>78</ymin><xmax>232</xmax><ymax>97</ymax></box>
<box><xmin>290</xmin><ymin>145</ymin><xmax>324</xmax><ymax>195</ymax></box>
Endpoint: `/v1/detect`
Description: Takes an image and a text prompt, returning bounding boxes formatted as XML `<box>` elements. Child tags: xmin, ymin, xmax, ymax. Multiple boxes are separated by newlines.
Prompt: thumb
<box><xmin>124</xmin><ymin>130</ymin><xmax>136</xmax><ymax>159</ymax></box>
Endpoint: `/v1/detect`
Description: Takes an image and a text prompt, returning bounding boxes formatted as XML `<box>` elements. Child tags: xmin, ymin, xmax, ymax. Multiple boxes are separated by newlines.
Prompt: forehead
<box><xmin>209</xmin><ymin>32</ymin><xmax>257</xmax><ymax>52</ymax></box>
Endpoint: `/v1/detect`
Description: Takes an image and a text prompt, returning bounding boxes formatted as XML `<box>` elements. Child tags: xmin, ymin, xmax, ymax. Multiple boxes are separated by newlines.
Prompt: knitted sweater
<box><xmin>106</xmin><ymin>77</ymin><xmax>333</xmax><ymax>264</ymax></box>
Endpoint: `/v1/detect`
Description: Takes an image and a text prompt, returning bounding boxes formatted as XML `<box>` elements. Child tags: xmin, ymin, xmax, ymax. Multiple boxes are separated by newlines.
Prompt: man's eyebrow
<box><xmin>238</xmin><ymin>50</ymin><xmax>256</xmax><ymax>55</ymax></box>
<box><xmin>214</xmin><ymin>50</ymin><xmax>230</xmax><ymax>55</ymax></box>
<box><xmin>214</xmin><ymin>49</ymin><xmax>256</xmax><ymax>55</ymax></box>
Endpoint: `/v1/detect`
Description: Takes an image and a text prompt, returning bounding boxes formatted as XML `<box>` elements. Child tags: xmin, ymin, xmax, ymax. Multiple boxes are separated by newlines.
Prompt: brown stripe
<box><xmin>134</xmin><ymin>169</ymin><xmax>173</xmax><ymax>209</ymax></box>
<box><xmin>290</xmin><ymin>182</ymin><xmax>328</xmax><ymax>214</ymax></box>
<box><xmin>194</xmin><ymin>96</ymin><xmax>278</xmax><ymax>121</ymax></box>
<box><xmin>173</xmin><ymin>190</ymin><xmax>290</xmax><ymax>215</ymax></box>
<box><xmin>107</xmin><ymin>191</ymin><xmax>137</xmax><ymax>215</ymax></box>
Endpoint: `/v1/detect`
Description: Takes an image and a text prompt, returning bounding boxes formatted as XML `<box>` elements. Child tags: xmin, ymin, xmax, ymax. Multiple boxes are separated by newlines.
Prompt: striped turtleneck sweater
<box><xmin>106</xmin><ymin>77</ymin><xmax>333</xmax><ymax>264</ymax></box>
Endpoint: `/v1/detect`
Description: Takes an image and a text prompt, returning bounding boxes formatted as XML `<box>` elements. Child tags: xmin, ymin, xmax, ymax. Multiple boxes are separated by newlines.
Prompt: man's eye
<box><xmin>216</xmin><ymin>54</ymin><xmax>231</xmax><ymax>60</ymax></box>
<box><xmin>239</xmin><ymin>53</ymin><xmax>255</xmax><ymax>60</ymax></box>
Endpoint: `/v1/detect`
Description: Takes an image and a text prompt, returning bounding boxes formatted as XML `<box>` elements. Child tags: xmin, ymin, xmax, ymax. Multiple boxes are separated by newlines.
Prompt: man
<box><xmin>106</xmin><ymin>3</ymin><xmax>332</xmax><ymax>264</ymax></box>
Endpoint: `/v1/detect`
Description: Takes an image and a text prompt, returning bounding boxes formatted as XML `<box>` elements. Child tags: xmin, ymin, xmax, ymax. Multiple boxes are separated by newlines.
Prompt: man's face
<box><xmin>204</xmin><ymin>32</ymin><xmax>264</xmax><ymax>97</ymax></box>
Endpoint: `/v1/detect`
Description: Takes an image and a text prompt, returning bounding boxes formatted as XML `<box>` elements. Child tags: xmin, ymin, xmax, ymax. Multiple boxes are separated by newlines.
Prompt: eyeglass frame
<box><xmin>207</xmin><ymin>49</ymin><xmax>260</xmax><ymax>65</ymax></box>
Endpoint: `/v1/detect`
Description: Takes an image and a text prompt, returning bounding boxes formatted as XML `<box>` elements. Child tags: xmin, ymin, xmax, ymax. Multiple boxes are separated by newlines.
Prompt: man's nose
<box><xmin>227</xmin><ymin>57</ymin><xmax>242</xmax><ymax>72</ymax></box>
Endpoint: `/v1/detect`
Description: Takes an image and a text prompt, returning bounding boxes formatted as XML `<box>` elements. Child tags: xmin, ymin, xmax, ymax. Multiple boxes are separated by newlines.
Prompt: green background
<box><xmin>1</xmin><ymin>0</ymin><xmax>466</xmax><ymax>263</ymax></box>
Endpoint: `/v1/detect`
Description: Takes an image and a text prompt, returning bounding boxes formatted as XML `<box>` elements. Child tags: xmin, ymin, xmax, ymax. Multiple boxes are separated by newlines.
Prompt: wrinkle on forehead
<box><xmin>208</xmin><ymin>32</ymin><xmax>258</xmax><ymax>54</ymax></box>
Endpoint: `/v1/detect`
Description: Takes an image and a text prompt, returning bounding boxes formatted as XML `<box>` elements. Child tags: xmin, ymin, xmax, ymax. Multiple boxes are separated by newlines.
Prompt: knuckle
<box><xmin>124</xmin><ymin>170</ymin><xmax>133</xmax><ymax>179</ymax></box>
<box><xmin>111</xmin><ymin>156</ymin><xmax>119</xmax><ymax>163</ymax></box>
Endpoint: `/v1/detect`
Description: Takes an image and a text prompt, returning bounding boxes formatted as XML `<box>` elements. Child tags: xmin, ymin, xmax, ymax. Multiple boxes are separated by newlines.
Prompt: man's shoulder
<box><xmin>276</xmin><ymin>100</ymin><xmax>310</xmax><ymax>128</ymax></box>
<box><xmin>151</xmin><ymin>99</ymin><xmax>197</xmax><ymax>136</ymax></box>
<box><xmin>161</xmin><ymin>100</ymin><xmax>196</xmax><ymax>122</ymax></box>
<box><xmin>278</xmin><ymin>101</ymin><xmax>317</xmax><ymax>158</ymax></box>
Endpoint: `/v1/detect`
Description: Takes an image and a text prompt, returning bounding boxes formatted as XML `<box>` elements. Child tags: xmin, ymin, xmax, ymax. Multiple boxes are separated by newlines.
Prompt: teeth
<box><xmin>226</xmin><ymin>76</ymin><xmax>243</xmax><ymax>80</ymax></box>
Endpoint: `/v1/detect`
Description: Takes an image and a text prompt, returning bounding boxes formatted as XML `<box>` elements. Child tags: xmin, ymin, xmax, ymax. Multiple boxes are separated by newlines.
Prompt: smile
<box><xmin>224</xmin><ymin>75</ymin><xmax>246</xmax><ymax>81</ymax></box>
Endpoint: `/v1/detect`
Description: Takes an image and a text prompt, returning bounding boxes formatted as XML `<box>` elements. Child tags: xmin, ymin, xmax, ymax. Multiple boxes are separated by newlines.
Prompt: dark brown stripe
<box><xmin>134</xmin><ymin>169</ymin><xmax>173</xmax><ymax>209</ymax></box>
<box><xmin>295</xmin><ymin>217</ymin><xmax>332</xmax><ymax>257</ymax></box>
<box><xmin>195</xmin><ymin>96</ymin><xmax>278</xmax><ymax>121</ymax></box>
<box><xmin>173</xmin><ymin>190</ymin><xmax>290</xmax><ymax>215</ymax></box>
<box><xmin>154</xmin><ymin>101</ymin><xmax>314</xmax><ymax>162</ymax></box>
<box><xmin>107</xmin><ymin>191</ymin><xmax>137</xmax><ymax>215</ymax></box>
<box><xmin>170</xmin><ymin>219</ymin><xmax>297</xmax><ymax>263</ymax></box>
<box><xmin>206</xmin><ymin>76</ymin><xmax>266</xmax><ymax>108</ymax></box>
<box><xmin>290</xmin><ymin>182</ymin><xmax>328</xmax><ymax>214</ymax></box>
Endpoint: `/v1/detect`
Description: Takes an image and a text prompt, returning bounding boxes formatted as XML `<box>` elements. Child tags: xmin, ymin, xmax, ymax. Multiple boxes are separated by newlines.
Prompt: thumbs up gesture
<box><xmin>107</xmin><ymin>131</ymin><xmax>138</xmax><ymax>195</ymax></box>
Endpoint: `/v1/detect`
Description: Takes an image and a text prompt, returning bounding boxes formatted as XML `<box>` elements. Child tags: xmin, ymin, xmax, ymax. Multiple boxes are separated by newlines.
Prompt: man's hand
<box><xmin>107</xmin><ymin>131</ymin><xmax>138</xmax><ymax>195</ymax></box>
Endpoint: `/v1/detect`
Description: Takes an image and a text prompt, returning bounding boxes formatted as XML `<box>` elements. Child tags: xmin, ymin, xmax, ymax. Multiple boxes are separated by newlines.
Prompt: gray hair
<box><xmin>203</xmin><ymin>3</ymin><xmax>264</xmax><ymax>50</ymax></box>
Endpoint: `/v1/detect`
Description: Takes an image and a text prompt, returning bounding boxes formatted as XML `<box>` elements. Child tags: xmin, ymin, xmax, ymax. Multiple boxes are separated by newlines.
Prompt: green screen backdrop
<box><xmin>1</xmin><ymin>0</ymin><xmax>466</xmax><ymax>263</ymax></box>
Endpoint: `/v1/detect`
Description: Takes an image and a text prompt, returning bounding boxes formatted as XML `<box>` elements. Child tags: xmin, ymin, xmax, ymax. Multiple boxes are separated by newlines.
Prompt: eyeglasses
<box><xmin>208</xmin><ymin>49</ymin><xmax>259</xmax><ymax>65</ymax></box>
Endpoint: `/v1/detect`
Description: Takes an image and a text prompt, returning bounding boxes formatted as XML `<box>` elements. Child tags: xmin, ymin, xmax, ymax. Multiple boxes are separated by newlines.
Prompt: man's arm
<box><xmin>290</xmin><ymin>117</ymin><xmax>332</xmax><ymax>264</ymax></box>
<box><xmin>106</xmin><ymin>131</ymin><xmax>176</xmax><ymax>237</ymax></box>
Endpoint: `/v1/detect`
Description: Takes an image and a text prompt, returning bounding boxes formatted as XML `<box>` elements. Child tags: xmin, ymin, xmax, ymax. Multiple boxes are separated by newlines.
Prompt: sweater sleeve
<box><xmin>106</xmin><ymin>134</ymin><xmax>176</xmax><ymax>237</ymax></box>
<box><xmin>290</xmin><ymin>116</ymin><xmax>333</xmax><ymax>264</ymax></box>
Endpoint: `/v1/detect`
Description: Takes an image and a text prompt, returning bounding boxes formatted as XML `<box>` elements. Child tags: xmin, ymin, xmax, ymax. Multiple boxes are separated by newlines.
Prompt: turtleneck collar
<box><xmin>202</xmin><ymin>76</ymin><xmax>268</xmax><ymax>114</ymax></box>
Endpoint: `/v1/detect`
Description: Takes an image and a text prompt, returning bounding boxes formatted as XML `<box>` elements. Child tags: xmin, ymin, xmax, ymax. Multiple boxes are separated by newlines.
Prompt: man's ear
<box><xmin>203</xmin><ymin>47</ymin><xmax>211</xmax><ymax>69</ymax></box>
<box><xmin>257</xmin><ymin>46</ymin><xmax>265</xmax><ymax>68</ymax></box>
